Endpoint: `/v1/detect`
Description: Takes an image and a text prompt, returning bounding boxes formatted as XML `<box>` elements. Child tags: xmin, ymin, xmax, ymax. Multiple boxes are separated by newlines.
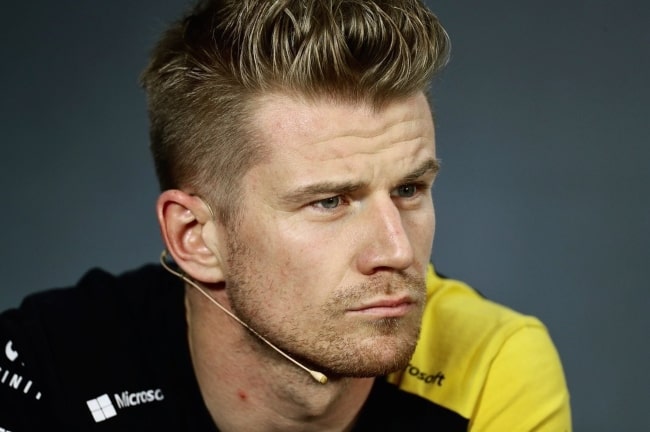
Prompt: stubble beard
<box><xmin>224</xmin><ymin>236</ymin><xmax>426</xmax><ymax>379</ymax></box>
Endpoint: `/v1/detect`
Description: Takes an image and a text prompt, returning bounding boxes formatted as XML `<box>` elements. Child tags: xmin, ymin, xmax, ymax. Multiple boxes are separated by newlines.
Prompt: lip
<box><xmin>347</xmin><ymin>297</ymin><xmax>415</xmax><ymax>318</ymax></box>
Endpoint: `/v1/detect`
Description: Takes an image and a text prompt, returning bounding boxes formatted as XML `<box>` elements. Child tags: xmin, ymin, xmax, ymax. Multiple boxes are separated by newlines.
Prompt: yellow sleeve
<box><xmin>469</xmin><ymin>324</ymin><xmax>572</xmax><ymax>432</ymax></box>
<box><xmin>390</xmin><ymin>268</ymin><xmax>572</xmax><ymax>429</ymax></box>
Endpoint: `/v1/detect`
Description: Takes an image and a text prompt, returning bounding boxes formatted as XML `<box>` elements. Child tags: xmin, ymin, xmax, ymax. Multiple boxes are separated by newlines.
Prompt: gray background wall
<box><xmin>1</xmin><ymin>1</ymin><xmax>648</xmax><ymax>429</ymax></box>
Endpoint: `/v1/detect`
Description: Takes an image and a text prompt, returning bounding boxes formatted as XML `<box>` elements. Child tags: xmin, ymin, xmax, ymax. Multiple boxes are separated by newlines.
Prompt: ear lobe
<box><xmin>156</xmin><ymin>189</ymin><xmax>225</xmax><ymax>283</ymax></box>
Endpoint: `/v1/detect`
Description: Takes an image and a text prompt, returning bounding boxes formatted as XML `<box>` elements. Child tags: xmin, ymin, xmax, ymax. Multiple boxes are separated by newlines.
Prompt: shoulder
<box><xmin>19</xmin><ymin>264</ymin><xmax>173</xmax><ymax>317</ymax></box>
<box><xmin>388</xmin><ymin>265</ymin><xmax>572</xmax><ymax>431</ymax></box>
<box><xmin>13</xmin><ymin>264</ymin><xmax>181</xmax><ymax>349</ymax></box>
<box><xmin>0</xmin><ymin>264</ymin><xmax>188</xmax><ymax>429</ymax></box>
<box><xmin>8</xmin><ymin>264</ymin><xmax>182</xmax><ymax>369</ymax></box>
<box><xmin>420</xmin><ymin>266</ymin><xmax>547</xmax><ymax>366</ymax></box>
<box><xmin>0</xmin><ymin>263</ymin><xmax>177</xmax><ymax>370</ymax></box>
<box><xmin>8</xmin><ymin>265</ymin><xmax>177</xmax><ymax>362</ymax></box>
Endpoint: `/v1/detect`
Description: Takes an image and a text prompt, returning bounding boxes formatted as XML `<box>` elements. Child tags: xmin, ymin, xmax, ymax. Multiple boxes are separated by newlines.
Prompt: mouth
<box><xmin>346</xmin><ymin>296</ymin><xmax>416</xmax><ymax>318</ymax></box>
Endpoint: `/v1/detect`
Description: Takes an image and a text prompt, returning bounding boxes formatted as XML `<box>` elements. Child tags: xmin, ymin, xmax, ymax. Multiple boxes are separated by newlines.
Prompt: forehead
<box><xmin>249</xmin><ymin>92</ymin><xmax>435</xmax><ymax>163</ymax></box>
<box><xmin>240</xmin><ymin>93</ymin><xmax>437</xmax><ymax>204</ymax></box>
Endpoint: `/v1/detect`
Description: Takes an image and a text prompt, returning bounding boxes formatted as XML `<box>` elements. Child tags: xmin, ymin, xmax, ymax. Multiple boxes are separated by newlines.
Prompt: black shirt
<box><xmin>0</xmin><ymin>265</ymin><xmax>467</xmax><ymax>431</ymax></box>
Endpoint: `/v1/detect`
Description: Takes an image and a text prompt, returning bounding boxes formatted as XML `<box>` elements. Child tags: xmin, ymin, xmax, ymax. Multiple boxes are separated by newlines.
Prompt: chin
<box><xmin>321</xmin><ymin>332</ymin><xmax>420</xmax><ymax>378</ymax></box>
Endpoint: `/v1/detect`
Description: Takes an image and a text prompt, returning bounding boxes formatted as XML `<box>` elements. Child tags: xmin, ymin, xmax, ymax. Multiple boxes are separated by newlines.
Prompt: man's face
<box><xmin>221</xmin><ymin>92</ymin><xmax>437</xmax><ymax>378</ymax></box>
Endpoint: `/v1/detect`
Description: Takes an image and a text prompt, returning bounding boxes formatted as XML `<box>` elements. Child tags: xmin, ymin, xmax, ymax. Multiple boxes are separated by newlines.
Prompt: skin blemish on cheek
<box><xmin>237</xmin><ymin>389</ymin><xmax>248</xmax><ymax>402</ymax></box>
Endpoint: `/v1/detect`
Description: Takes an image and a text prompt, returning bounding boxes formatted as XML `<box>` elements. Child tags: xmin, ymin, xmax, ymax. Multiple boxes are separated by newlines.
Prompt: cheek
<box><xmin>240</xmin><ymin>217</ymin><xmax>334</xmax><ymax>285</ymax></box>
<box><xmin>405</xmin><ymin>209</ymin><xmax>435</xmax><ymax>263</ymax></box>
<box><xmin>280</xmin><ymin>227</ymin><xmax>355</xmax><ymax>297</ymax></box>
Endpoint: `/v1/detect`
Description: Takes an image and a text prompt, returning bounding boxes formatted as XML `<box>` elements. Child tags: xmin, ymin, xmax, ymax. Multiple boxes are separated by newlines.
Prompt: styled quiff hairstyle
<box><xmin>141</xmin><ymin>0</ymin><xmax>450</xmax><ymax>224</ymax></box>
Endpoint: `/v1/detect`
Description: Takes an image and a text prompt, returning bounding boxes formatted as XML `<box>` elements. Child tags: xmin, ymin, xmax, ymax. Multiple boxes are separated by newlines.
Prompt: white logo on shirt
<box><xmin>0</xmin><ymin>367</ymin><xmax>41</xmax><ymax>401</ymax></box>
<box><xmin>86</xmin><ymin>389</ymin><xmax>165</xmax><ymax>423</ymax></box>
<box><xmin>114</xmin><ymin>389</ymin><xmax>164</xmax><ymax>408</ymax></box>
<box><xmin>4</xmin><ymin>341</ymin><xmax>18</xmax><ymax>363</ymax></box>
<box><xmin>86</xmin><ymin>394</ymin><xmax>117</xmax><ymax>423</ymax></box>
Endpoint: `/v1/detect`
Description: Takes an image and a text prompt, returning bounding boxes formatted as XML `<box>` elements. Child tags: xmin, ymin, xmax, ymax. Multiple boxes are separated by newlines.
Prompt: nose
<box><xmin>356</xmin><ymin>196</ymin><xmax>415</xmax><ymax>275</ymax></box>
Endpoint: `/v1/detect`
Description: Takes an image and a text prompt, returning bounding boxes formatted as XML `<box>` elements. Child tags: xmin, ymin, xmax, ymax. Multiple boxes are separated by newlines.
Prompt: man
<box><xmin>0</xmin><ymin>0</ymin><xmax>571</xmax><ymax>430</ymax></box>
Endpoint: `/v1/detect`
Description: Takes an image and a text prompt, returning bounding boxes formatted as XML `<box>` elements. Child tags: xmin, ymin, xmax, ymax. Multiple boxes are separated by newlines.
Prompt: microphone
<box><xmin>159</xmin><ymin>250</ymin><xmax>328</xmax><ymax>384</ymax></box>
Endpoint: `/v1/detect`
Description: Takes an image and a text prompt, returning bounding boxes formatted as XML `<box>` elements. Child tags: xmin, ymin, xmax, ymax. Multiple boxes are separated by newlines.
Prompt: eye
<box><xmin>392</xmin><ymin>184</ymin><xmax>418</xmax><ymax>198</ymax></box>
<box><xmin>314</xmin><ymin>196</ymin><xmax>342</xmax><ymax>209</ymax></box>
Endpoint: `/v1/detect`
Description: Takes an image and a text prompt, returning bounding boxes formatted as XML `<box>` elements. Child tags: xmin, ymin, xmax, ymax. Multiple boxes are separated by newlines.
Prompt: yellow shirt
<box><xmin>387</xmin><ymin>265</ymin><xmax>572</xmax><ymax>431</ymax></box>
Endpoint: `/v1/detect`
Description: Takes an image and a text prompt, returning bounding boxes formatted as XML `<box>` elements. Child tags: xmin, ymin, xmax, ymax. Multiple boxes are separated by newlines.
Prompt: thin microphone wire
<box><xmin>159</xmin><ymin>250</ymin><xmax>328</xmax><ymax>384</ymax></box>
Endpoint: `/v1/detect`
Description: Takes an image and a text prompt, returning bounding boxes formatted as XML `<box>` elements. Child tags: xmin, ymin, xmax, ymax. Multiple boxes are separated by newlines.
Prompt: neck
<box><xmin>185</xmin><ymin>286</ymin><xmax>374</xmax><ymax>432</ymax></box>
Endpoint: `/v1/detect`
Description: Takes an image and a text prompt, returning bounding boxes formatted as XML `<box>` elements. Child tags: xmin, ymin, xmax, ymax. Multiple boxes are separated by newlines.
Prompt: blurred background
<box><xmin>1</xmin><ymin>1</ymin><xmax>648</xmax><ymax>429</ymax></box>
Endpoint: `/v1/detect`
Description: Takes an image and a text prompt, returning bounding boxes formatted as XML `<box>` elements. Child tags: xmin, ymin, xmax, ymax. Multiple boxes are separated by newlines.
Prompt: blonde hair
<box><xmin>141</xmin><ymin>0</ymin><xmax>450</xmax><ymax>224</ymax></box>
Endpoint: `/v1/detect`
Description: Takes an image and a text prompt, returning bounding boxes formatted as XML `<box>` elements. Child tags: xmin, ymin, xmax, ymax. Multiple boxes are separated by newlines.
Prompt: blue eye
<box><xmin>316</xmin><ymin>196</ymin><xmax>342</xmax><ymax>209</ymax></box>
<box><xmin>394</xmin><ymin>184</ymin><xmax>417</xmax><ymax>198</ymax></box>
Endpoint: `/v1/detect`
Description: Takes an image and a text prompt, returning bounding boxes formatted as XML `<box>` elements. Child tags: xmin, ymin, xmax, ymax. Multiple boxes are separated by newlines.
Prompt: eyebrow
<box><xmin>279</xmin><ymin>158</ymin><xmax>440</xmax><ymax>205</ymax></box>
<box><xmin>402</xmin><ymin>158</ymin><xmax>440</xmax><ymax>183</ymax></box>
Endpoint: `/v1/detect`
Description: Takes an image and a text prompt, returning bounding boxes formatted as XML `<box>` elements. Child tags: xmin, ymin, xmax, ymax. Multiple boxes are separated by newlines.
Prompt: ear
<box><xmin>157</xmin><ymin>189</ymin><xmax>226</xmax><ymax>283</ymax></box>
